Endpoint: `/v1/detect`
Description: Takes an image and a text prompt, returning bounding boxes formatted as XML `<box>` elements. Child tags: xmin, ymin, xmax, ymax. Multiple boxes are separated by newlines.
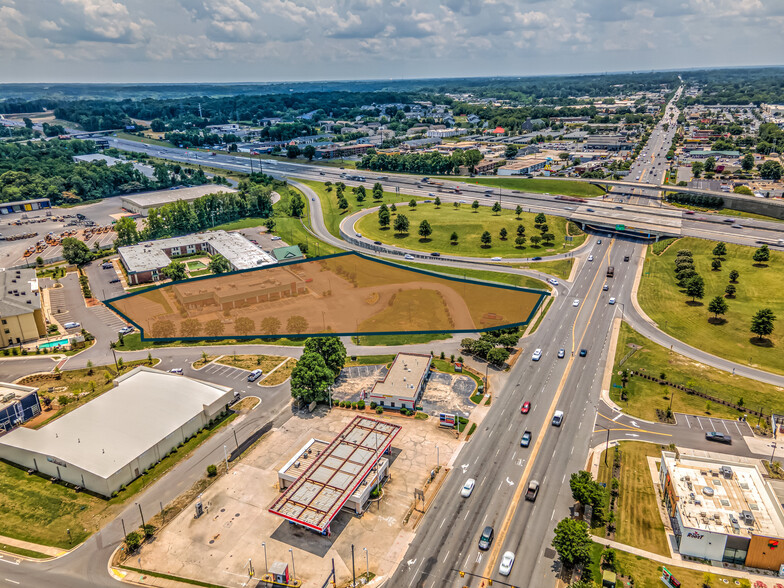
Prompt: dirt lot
<box><xmin>132</xmin><ymin>408</ymin><xmax>463</xmax><ymax>587</ymax></box>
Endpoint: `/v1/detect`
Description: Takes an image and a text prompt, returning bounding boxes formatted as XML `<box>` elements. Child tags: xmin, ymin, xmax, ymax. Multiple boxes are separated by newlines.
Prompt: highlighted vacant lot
<box><xmin>458</xmin><ymin>177</ymin><xmax>605</xmax><ymax>198</ymax></box>
<box><xmin>107</xmin><ymin>253</ymin><xmax>546</xmax><ymax>339</ymax></box>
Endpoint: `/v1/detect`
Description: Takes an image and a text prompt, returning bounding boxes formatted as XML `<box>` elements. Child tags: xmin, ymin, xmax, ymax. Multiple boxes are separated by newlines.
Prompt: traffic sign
<box><xmin>615</xmin><ymin>224</ymin><xmax>626</xmax><ymax>231</ymax></box>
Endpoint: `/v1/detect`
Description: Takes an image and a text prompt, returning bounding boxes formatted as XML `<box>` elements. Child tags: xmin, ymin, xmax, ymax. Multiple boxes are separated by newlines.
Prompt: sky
<box><xmin>1</xmin><ymin>0</ymin><xmax>783</xmax><ymax>83</ymax></box>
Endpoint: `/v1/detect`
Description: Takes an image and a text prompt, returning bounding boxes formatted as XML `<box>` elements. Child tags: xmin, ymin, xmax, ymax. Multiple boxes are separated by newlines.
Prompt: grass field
<box><xmin>345</xmin><ymin>354</ymin><xmax>395</xmax><ymax>366</ymax></box>
<box><xmin>596</xmin><ymin>442</ymin><xmax>669</xmax><ymax>556</ymax></box>
<box><xmin>273</xmin><ymin>187</ymin><xmax>344</xmax><ymax>257</ymax></box>
<box><xmin>638</xmin><ymin>237</ymin><xmax>784</xmax><ymax>375</ymax></box>
<box><xmin>505</xmin><ymin>258</ymin><xmax>574</xmax><ymax>280</ymax></box>
<box><xmin>259</xmin><ymin>357</ymin><xmax>297</xmax><ymax>385</ymax></box>
<box><xmin>610</xmin><ymin>322</ymin><xmax>784</xmax><ymax>420</ymax></box>
<box><xmin>356</xmin><ymin>203</ymin><xmax>583</xmax><ymax>258</ymax></box>
<box><xmin>458</xmin><ymin>177</ymin><xmax>606</xmax><ymax>198</ymax></box>
<box><xmin>114</xmin><ymin>332</ymin><xmax>304</xmax><ymax>351</ymax></box>
<box><xmin>185</xmin><ymin>261</ymin><xmax>207</xmax><ymax>271</ymax></box>
<box><xmin>297</xmin><ymin>178</ymin><xmax>423</xmax><ymax>238</ymax></box>
<box><xmin>216</xmin><ymin>354</ymin><xmax>287</xmax><ymax>372</ymax></box>
<box><xmin>115</xmin><ymin>131</ymin><xmax>170</xmax><ymax>147</ymax></box>
<box><xmin>351</xmin><ymin>333</ymin><xmax>451</xmax><ymax>346</ymax></box>
<box><xmin>393</xmin><ymin>259</ymin><xmax>548</xmax><ymax>292</ymax></box>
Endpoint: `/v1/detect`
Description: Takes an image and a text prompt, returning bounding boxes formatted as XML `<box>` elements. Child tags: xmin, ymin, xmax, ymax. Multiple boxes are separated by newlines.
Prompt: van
<box><xmin>248</xmin><ymin>369</ymin><xmax>263</xmax><ymax>382</ymax></box>
<box><xmin>552</xmin><ymin>410</ymin><xmax>564</xmax><ymax>427</ymax></box>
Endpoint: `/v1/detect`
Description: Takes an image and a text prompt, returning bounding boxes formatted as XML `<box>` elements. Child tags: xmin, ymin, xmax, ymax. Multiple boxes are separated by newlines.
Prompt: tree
<box><xmin>471</xmin><ymin>200</ymin><xmax>479</xmax><ymax>212</ymax></box>
<box><xmin>287</xmin><ymin>315</ymin><xmax>308</xmax><ymax>334</ymax></box>
<box><xmin>61</xmin><ymin>237</ymin><xmax>93</xmax><ymax>266</ymax></box>
<box><xmin>711</xmin><ymin>259</ymin><xmax>722</xmax><ymax>271</ymax></box>
<box><xmin>163</xmin><ymin>260</ymin><xmax>187</xmax><ymax>281</ymax></box>
<box><xmin>180</xmin><ymin>318</ymin><xmax>202</xmax><ymax>337</ymax></box>
<box><xmin>516</xmin><ymin>224</ymin><xmax>525</xmax><ymax>236</ymax></box>
<box><xmin>492</xmin><ymin>201</ymin><xmax>502</xmax><ymax>215</ymax></box>
<box><xmin>418</xmin><ymin>219</ymin><xmax>433</xmax><ymax>240</ymax></box>
<box><xmin>372</xmin><ymin>182</ymin><xmax>383</xmax><ymax>199</ymax></box>
<box><xmin>286</xmin><ymin>144</ymin><xmax>301</xmax><ymax>159</ymax></box>
<box><xmin>303</xmin><ymin>336</ymin><xmax>346</xmax><ymax>377</ymax></box>
<box><xmin>265</xmin><ymin>217</ymin><xmax>276</xmax><ymax>232</ymax></box>
<box><xmin>499</xmin><ymin>227</ymin><xmax>508</xmax><ymax>240</ymax></box>
<box><xmin>691</xmin><ymin>161</ymin><xmax>704</xmax><ymax>178</ymax></box>
<box><xmin>712</xmin><ymin>242</ymin><xmax>727</xmax><ymax>257</ymax></box>
<box><xmin>570</xmin><ymin>471</ymin><xmax>606</xmax><ymax>510</ymax></box>
<box><xmin>338</xmin><ymin>197</ymin><xmax>349</xmax><ymax>211</ymax></box>
<box><xmin>290</xmin><ymin>351</ymin><xmax>334</xmax><ymax>403</ymax></box>
<box><xmin>434</xmin><ymin>196</ymin><xmax>441</xmax><ymax>208</ymax></box>
<box><xmin>535</xmin><ymin>212</ymin><xmax>546</xmax><ymax>225</ymax></box>
<box><xmin>515</xmin><ymin>205</ymin><xmax>523</xmax><ymax>219</ymax></box>
<box><xmin>204</xmin><ymin>319</ymin><xmax>224</xmax><ymax>337</ymax></box>
<box><xmin>704</xmin><ymin>156</ymin><xmax>716</xmax><ymax>172</ymax></box>
<box><xmin>753</xmin><ymin>244</ymin><xmax>770</xmax><ymax>263</ymax></box>
<box><xmin>303</xmin><ymin>145</ymin><xmax>316</xmax><ymax>161</ymax></box>
<box><xmin>552</xmin><ymin>518</ymin><xmax>591</xmax><ymax>569</ymax></box>
<box><xmin>114</xmin><ymin>217</ymin><xmax>140</xmax><ymax>248</ymax></box>
<box><xmin>685</xmin><ymin>275</ymin><xmax>705</xmax><ymax>302</ymax></box>
<box><xmin>480</xmin><ymin>231</ymin><xmax>492</xmax><ymax>248</ymax></box>
<box><xmin>289</xmin><ymin>193</ymin><xmax>305</xmax><ymax>217</ymax></box>
<box><xmin>729</xmin><ymin>269</ymin><xmax>739</xmax><ymax>283</ymax></box>
<box><xmin>408</xmin><ymin>198</ymin><xmax>417</xmax><ymax>208</ymax></box>
<box><xmin>725</xmin><ymin>283</ymin><xmax>736</xmax><ymax>297</ymax></box>
<box><xmin>751</xmin><ymin>308</ymin><xmax>776</xmax><ymax>341</ymax></box>
<box><xmin>487</xmin><ymin>347</ymin><xmax>509</xmax><ymax>366</ymax></box>
<box><xmin>542</xmin><ymin>232</ymin><xmax>555</xmax><ymax>244</ymax></box>
<box><xmin>463</xmin><ymin>149</ymin><xmax>482</xmax><ymax>173</ymax></box>
<box><xmin>261</xmin><ymin>316</ymin><xmax>281</xmax><ymax>335</ymax></box>
<box><xmin>530</xmin><ymin>235</ymin><xmax>542</xmax><ymax>247</ymax></box>
<box><xmin>394</xmin><ymin>214</ymin><xmax>410</xmax><ymax>234</ymax></box>
<box><xmin>708</xmin><ymin>295</ymin><xmax>728</xmax><ymax>319</ymax></box>
<box><xmin>354</xmin><ymin>185</ymin><xmax>366</xmax><ymax>202</ymax></box>
<box><xmin>504</xmin><ymin>145</ymin><xmax>518</xmax><ymax>159</ymax></box>
<box><xmin>515</xmin><ymin>235</ymin><xmax>526</xmax><ymax>248</ymax></box>
<box><xmin>124</xmin><ymin>531</ymin><xmax>142</xmax><ymax>552</ymax></box>
<box><xmin>234</xmin><ymin>317</ymin><xmax>255</xmax><ymax>336</ymax></box>
<box><xmin>35</xmin><ymin>256</ymin><xmax>44</xmax><ymax>267</ymax></box>
<box><xmin>450</xmin><ymin>231</ymin><xmax>458</xmax><ymax>244</ymax></box>
<box><xmin>378</xmin><ymin>208</ymin><xmax>391</xmax><ymax>228</ymax></box>
<box><xmin>760</xmin><ymin>160</ymin><xmax>783</xmax><ymax>180</ymax></box>
<box><xmin>209</xmin><ymin>254</ymin><xmax>231</xmax><ymax>274</ymax></box>
<box><xmin>742</xmin><ymin>153</ymin><xmax>755</xmax><ymax>171</ymax></box>
<box><xmin>390</xmin><ymin>203</ymin><xmax>396</xmax><ymax>213</ymax></box>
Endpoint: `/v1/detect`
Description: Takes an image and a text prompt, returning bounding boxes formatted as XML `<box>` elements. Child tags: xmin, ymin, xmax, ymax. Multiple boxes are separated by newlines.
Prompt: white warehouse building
<box><xmin>0</xmin><ymin>367</ymin><xmax>235</xmax><ymax>497</ymax></box>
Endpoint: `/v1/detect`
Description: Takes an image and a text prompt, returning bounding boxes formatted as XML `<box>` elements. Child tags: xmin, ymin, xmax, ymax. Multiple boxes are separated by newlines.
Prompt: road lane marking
<box><xmin>464</xmin><ymin>510</ymin><xmax>470</xmax><ymax>520</ymax></box>
<box><xmin>443</xmin><ymin>551</ymin><xmax>450</xmax><ymax>564</ymax></box>
<box><xmin>686</xmin><ymin>417</ymin><xmax>691</xmax><ymax>429</ymax></box>
<box><xmin>439</xmin><ymin>517</ymin><xmax>446</xmax><ymax>530</ymax></box>
<box><xmin>612</xmin><ymin>412</ymin><xmax>622</xmax><ymax>421</ymax></box>
<box><xmin>5</xmin><ymin>579</ymin><xmax>20</xmax><ymax>585</ymax></box>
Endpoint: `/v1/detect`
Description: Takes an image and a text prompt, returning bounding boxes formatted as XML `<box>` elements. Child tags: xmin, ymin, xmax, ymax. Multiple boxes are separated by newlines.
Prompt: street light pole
<box><xmin>595</xmin><ymin>425</ymin><xmax>610</xmax><ymax>466</ymax></box>
<box><xmin>136</xmin><ymin>502</ymin><xmax>145</xmax><ymax>528</ymax></box>
<box><xmin>363</xmin><ymin>547</ymin><xmax>369</xmax><ymax>579</ymax></box>
<box><xmin>771</xmin><ymin>442</ymin><xmax>777</xmax><ymax>466</ymax></box>
<box><xmin>289</xmin><ymin>548</ymin><xmax>296</xmax><ymax>580</ymax></box>
<box><xmin>262</xmin><ymin>542</ymin><xmax>268</xmax><ymax>573</ymax></box>
<box><xmin>223</xmin><ymin>444</ymin><xmax>229</xmax><ymax>473</ymax></box>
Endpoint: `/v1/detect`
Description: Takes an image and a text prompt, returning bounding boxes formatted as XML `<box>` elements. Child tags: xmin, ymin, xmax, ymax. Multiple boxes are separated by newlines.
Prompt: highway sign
<box><xmin>615</xmin><ymin>224</ymin><xmax>626</xmax><ymax>231</ymax></box>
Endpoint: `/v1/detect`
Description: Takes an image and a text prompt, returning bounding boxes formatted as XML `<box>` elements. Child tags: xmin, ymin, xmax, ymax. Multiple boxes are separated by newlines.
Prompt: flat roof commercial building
<box><xmin>269</xmin><ymin>416</ymin><xmax>400</xmax><ymax>534</ymax></box>
<box><xmin>660</xmin><ymin>450</ymin><xmax>784</xmax><ymax>570</ymax></box>
<box><xmin>583</xmin><ymin>135</ymin><xmax>632</xmax><ymax>151</ymax></box>
<box><xmin>0</xmin><ymin>382</ymin><xmax>39</xmax><ymax>432</ymax></box>
<box><xmin>497</xmin><ymin>156</ymin><xmax>549</xmax><ymax>176</ymax></box>
<box><xmin>367</xmin><ymin>353</ymin><xmax>432</xmax><ymax>411</ymax></box>
<box><xmin>0</xmin><ymin>367</ymin><xmax>234</xmax><ymax>497</ymax></box>
<box><xmin>0</xmin><ymin>198</ymin><xmax>51</xmax><ymax>215</ymax></box>
<box><xmin>0</xmin><ymin>268</ymin><xmax>45</xmax><ymax>348</ymax></box>
<box><xmin>118</xmin><ymin>230</ymin><xmax>276</xmax><ymax>285</ymax></box>
<box><xmin>120</xmin><ymin>186</ymin><xmax>237</xmax><ymax>217</ymax></box>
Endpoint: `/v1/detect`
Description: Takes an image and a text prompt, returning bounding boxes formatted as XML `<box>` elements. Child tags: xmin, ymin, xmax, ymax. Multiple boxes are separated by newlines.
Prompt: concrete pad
<box><xmin>136</xmin><ymin>409</ymin><xmax>462</xmax><ymax>587</ymax></box>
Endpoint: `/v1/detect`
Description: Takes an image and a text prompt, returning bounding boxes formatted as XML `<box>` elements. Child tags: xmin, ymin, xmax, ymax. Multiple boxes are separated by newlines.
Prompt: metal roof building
<box><xmin>269</xmin><ymin>416</ymin><xmax>400</xmax><ymax>533</ymax></box>
<box><xmin>120</xmin><ymin>186</ymin><xmax>237</xmax><ymax>217</ymax></box>
<box><xmin>0</xmin><ymin>367</ymin><xmax>234</xmax><ymax>496</ymax></box>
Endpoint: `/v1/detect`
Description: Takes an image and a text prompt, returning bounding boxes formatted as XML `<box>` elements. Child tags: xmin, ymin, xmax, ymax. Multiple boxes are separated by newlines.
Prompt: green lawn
<box><xmin>610</xmin><ymin>322</ymin><xmax>784</xmax><ymax>420</ymax></box>
<box><xmin>596</xmin><ymin>442</ymin><xmax>669</xmax><ymax>557</ymax></box>
<box><xmin>115</xmin><ymin>132</ymin><xmax>171</xmax><ymax>147</ymax></box>
<box><xmin>505</xmin><ymin>258</ymin><xmax>574</xmax><ymax>280</ymax></box>
<box><xmin>351</xmin><ymin>333</ymin><xmax>451</xmax><ymax>346</ymax></box>
<box><xmin>211</xmin><ymin>217</ymin><xmax>268</xmax><ymax>231</ymax></box>
<box><xmin>457</xmin><ymin>177</ymin><xmax>606</xmax><ymax>198</ymax></box>
<box><xmin>356</xmin><ymin>203</ymin><xmax>582</xmax><ymax>258</ymax></box>
<box><xmin>273</xmin><ymin>187</ymin><xmax>344</xmax><ymax>257</ymax></box>
<box><xmin>638</xmin><ymin>237</ymin><xmax>784</xmax><ymax>375</ymax></box>
<box><xmin>393</xmin><ymin>259</ymin><xmax>548</xmax><ymax>292</ymax></box>
<box><xmin>297</xmin><ymin>178</ymin><xmax>423</xmax><ymax>238</ymax></box>
<box><xmin>186</xmin><ymin>261</ymin><xmax>207</xmax><ymax>271</ymax></box>
<box><xmin>189</xmin><ymin>269</ymin><xmax>211</xmax><ymax>277</ymax></box>
<box><xmin>114</xmin><ymin>332</ymin><xmax>304</xmax><ymax>351</ymax></box>
<box><xmin>345</xmin><ymin>354</ymin><xmax>395</xmax><ymax>366</ymax></box>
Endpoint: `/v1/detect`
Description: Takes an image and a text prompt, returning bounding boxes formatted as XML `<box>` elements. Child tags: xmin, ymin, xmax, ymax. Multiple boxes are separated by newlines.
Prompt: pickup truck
<box><xmin>525</xmin><ymin>480</ymin><xmax>540</xmax><ymax>502</ymax></box>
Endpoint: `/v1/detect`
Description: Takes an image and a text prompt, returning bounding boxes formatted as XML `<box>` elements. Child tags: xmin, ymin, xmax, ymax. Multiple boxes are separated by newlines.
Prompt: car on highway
<box><xmin>428</xmin><ymin>192</ymin><xmax>435</xmax><ymax>197</ymax></box>
<box><xmin>588</xmin><ymin>255</ymin><xmax>594</xmax><ymax>262</ymax></box>
<box><xmin>552</xmin><ymin>411</ymin><xmax>564</xmax><ymax>426</ymax></box>
<box><xmin>623</xmin><ymin>255</ymin><xmax>630</xmax><ymax>262</ymax></box>
<box><xmin>484</xmin><ymin>189</ymin><xmax>494</xmax><ymax>194</ymax></box>
<box><xmin>478</xmin><ymin>526</ymin><xmax>494</xmax><ymax>550</ymax></box>
<box><xmin>525</xmin><ymin>480</ymin><xmax>540</xmax><ymax>502</ymax></box>
<box><xmin>706</xmin><ymin>432</ymin><xmax>732</xmax><ymax>444</ymax></box>
<box><xmin>63</xmin><ymin>321</ymin><xmax>81</xmax><ymax>329</ymax></box>
<box><xmin>521</xmin><ymin>401</ymin><xmax>531</xmax><ymax>414</ymax></box>
<box><xmin>586</xmin><ymin>208</ymin><xmax>594</xmax><ymax>212</ymax></box>
<box><xmin>520</xmin><ymin>431</ymin><xmax>532</xmax><ymax>447</ymax></box>
<box><xmin>603</xmin><ymin>284</ymin><xmax>609</xmax><ymax>291</ymax></box>
<box><xmin>609</xmin><ymin>297</ymin><xmax>616</xmax><ymax>305</ymax></box>
<box><xmin>430</xmin><ymin>252</ymin><xmax>440</xmax><ymax>257</ymax></box>
<box><xmin>319</xmin><ymin>172</ymin><xmax>325</xmax><ymax>175</ymax></box>
<box><xmin>532</xmin><ymin>348</ymin><xmax>542</xmax><ymax>361</ymax></box>
<box><xmin>531</xmin><ymin>256</ymin><xmax>542</xmax><ymax>261</ymax></box>
<box><xmin>374</xmin><ymin>241</ymin><xmax>382</xmax><ymax>245</ymax></box>
<box><xmin>548</xmin><ymin>278</ymin><xmax>559</xmax><ymax>285</ymax></box>
<box><xmin>461</xmin><ymin>478</ymin><xmax>475</xmax><ymax>498</ymax></box>
<box><xmin>579</xmin><ymin>349</ymin><xmax>588</xmax><ymax>357</ymax></box>
<box><xmin>499</xmin><ymin>551</ymin><xmax>515</xmax><ymax>576</ymax></box>
<box><xmin>355</xmin><ymin>233</ymin><xmax>362</xmax><ymax>238</ymax></box>
<box><xmin>597</xmin><ymin>239</ymin><xmax>602</xmax><ymax>244</ymax></box>
<box><xmin>169</xmin><ymin>368</ymin><xmax>183</xmax><ymax>374</ymax></box>
<box><xmin>404</xmin><ymin>254</ymin><xmax>414</xmax><ymax>260</ymax></box>
<box><xmin>572</xmin><ymin>299</ymin><xmax>580</xmax><ymax>307</ymax></box>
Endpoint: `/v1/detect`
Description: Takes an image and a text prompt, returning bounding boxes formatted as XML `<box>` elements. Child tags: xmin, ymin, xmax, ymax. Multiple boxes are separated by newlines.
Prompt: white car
<box><xmin>572</xmin><ymin>299</ymin><xmax>580</xmax><ymax>307</ymax></box>
<box><xmin>63</xmin><ymin>321</ymin><xmax>81</xmax><ymax>329</ymax></box>
<box><xmin>499</xmin><ymin>551</ymin><xmax>515</xmax><ymax>576</ymax></box>
<box><xmin>270</xmin><ymin>236</ymin><xmax>282</xmax><ymax>241</ymax></box>
<box><xmin>532</xmin><ymin>348</ymin><xmax>542</xmax><ymax>361</ymax></box>
<box><xmin>609</xmin><ymin>297</ymin><xmax>616</xmax><ymax>305</ymax></box>
<box><xmin>169</xmin><ymin>368</ymin><xmax>183</xmax><ymax>374</ymax></box>
<box><xmin>490</xmin><ymin>257</ymin><xmax>502</xmax><ymax>261</ymax></box>
<box><xmin>548</xmin><ymin>278</ymin><xmax>559</xmax><ymax>286</ymax></box>
<box><xmin>461</xmin><ymin>478</ymin><xmax>475</xmax><ymax>498</ymax></box>
<box><xmin>588</xmin><ymin>255</ymin><xmax>594</xmax><ymax>262</ymax></box>
<box><xmin>404</xmin><ymin>254</ymin><xmax>414</xmax><ymax>260</ymax></box>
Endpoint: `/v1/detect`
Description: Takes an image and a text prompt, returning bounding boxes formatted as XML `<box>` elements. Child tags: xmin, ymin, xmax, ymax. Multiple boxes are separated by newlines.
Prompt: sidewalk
<box><xmin>0</xmin><ymin>534</ymin><xmax>67</xmax><ymax>558</ymax></box>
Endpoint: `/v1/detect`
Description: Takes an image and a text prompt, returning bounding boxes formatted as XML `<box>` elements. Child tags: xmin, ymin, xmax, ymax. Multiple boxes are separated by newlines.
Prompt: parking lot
<box><xmin>675</xmin><ymin>413</ymin><xmax>752</xmax><ymax>438</ymax></box>
<box><xmin>198</xmin><ymin>362</ymin><xmax>251</xmax><ymax>383</ymax></box>
<box><xmin>83</xmin><ymin>259</ymin><xmax>126</xmax><ymax>301</ymax></box>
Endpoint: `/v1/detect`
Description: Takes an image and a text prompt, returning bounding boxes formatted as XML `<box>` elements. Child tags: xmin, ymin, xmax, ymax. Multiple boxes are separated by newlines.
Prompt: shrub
<box><xmin>351</xmin><ymin>402</ymin><xmax>358</xmax><ymax>409</ymax></box>
<box><xmin>357</xmin><ymin>400</ymin><xmax>365</xmax><ymax>410</ymax></box>
<box><xmin>370</xmin><ymin>401</ymin><xmax>377</xmax><ymax>409</ymax></box>
<box><xmin>207</xmin><ymin>464</ymin><xmax>218</xmax><ymax>477</ymax></box>
<box><xmin>124</xmin><ymin>531</ymin><xmax>141</xmax><ymax>551</ymax></box>
<box><xmin>142</xmin><ymin>524</ymin><xmax>156</xmax><ymax>538</ymax></box>
<box><xmin>375</xmin><ymin>406</ymin><xmax>384</xmax><ymax>414</ymax></box>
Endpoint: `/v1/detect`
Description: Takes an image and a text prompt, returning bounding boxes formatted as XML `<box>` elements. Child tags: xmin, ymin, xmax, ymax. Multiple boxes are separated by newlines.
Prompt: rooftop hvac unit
<box><xmin>1</xmin><ymin>392</ymin><xmax>16</xmax><ymax>403</ymax></box>
<box><xmin>741</xmin><ymin>510</ymin><xmax>755</xmax><ymax>525</ymax></box>
<box><xmin>720</xmin><ymin>466</ymin><xmax>733</xmax><ymax>478</ymax></box>
<box><xmin>294</xmin><ymin>461</ymin><xmax>300</xmax><ymax>469</ymax></box>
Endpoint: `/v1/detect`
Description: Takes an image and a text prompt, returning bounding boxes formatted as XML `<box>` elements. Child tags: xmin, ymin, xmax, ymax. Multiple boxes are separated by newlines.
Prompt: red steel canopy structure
<box><xmin>268</xmin><ymin>416</ymin><xmax>401</xmax><ymax>533</ymax></box>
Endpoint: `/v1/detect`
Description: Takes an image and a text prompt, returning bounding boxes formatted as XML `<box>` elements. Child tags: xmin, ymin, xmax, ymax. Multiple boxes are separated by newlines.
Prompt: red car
<box><xmin>521</xmin><ymin>402</ymin><xmax>531</xmax><ymax>414</ymax></box>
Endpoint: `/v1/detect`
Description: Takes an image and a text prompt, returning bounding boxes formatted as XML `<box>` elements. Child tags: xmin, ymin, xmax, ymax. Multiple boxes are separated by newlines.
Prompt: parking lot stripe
<box><xmin>722</xmin><ymin>420</ymin><xmax>730</xmax><ymax>434</ymax></box>
<box><xmin>696</xmin><ymin>417</ymin><xmax>704</xmax><ymax>430</ymax></box>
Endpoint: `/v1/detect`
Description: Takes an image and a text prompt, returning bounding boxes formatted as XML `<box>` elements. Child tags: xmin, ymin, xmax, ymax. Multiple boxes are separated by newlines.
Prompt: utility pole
<box><xmin>352</xmin><ymin>544</ymin><xmax>356</xmax><ymax>587</ymax></box>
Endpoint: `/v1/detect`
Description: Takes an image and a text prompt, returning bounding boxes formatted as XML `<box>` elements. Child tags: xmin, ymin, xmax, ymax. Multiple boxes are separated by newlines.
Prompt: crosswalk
<box><xmin>200</xmin><ymin>362</ymin><xmax>251</xmax><ymax>382</ymax></box>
